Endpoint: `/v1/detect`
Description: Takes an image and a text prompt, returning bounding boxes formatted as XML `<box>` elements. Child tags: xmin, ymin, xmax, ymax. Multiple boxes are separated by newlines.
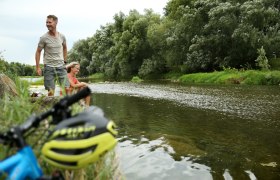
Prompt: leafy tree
<box><xmin>139</xmin><ymin>56</ymin><xmax>166</xmax><ymax>78</ymax></box>
<box><xmin>68</xmin><ymin>38</ymin><xmax>94</xmax><ymax>76</ymax></box>
<box><xmin>68</xmin><ymin>0</ymin><xmax>280</xmax><ymax>79</ymax></box>
<box><xmin>255</xmin><ymin>46</ymin><xmax>270</xmax><ymax>70</ymax></box>
<box><xmin>164</xmin><ymin>0</ymin><xmax>195</xmax><ymax>18</ymax></box>
<box><xmin>89</xmin><ymin>26</ymin><xmax>115</xmax><ymax>73</ymax></box>
<box><xmin>164</xmin><ymin>0</ymin><xmax>280</xmax><ymax>72</ymax></box>
<box><xmin>108</xmin><ymin>10</ymin><xmax>161</xmax><ymax>79</ymax></box>
<box><xmin>0</xmin><ymin>51</ymin><xmax>8</xmax><ymax>73</ymax></box>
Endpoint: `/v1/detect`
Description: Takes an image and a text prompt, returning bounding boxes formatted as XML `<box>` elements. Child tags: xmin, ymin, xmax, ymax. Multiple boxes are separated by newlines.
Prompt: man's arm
<box><xmin>63</xmin><ymin>42</ymin><xmax>67</xmax><ymax>64</ymax></box>
<box><xmin>35</xmin><ymin>47</ymin><xmax>42</xmax><ymax>76</ymax></box>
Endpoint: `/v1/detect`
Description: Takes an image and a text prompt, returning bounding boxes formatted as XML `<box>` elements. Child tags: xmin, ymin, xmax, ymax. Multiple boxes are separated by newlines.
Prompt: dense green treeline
<box><xmin>67</xmin><ymin>0</ymin><xmax>280</xmax><ymax>80</ymax></box>
<box><xmin>0</xmin><ymin>52</ymin><xmax>36</xmax><ymax>77</ymax></box>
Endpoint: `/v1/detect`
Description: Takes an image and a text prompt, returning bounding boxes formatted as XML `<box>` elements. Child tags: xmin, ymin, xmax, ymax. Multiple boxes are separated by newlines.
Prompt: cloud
<box><xmin>0</xmin><ymin>0</ymin><xmax>169</xmax><ymax>65</ymax></box>
<box><xmin>0</xmin><ymin>36</ymin><xmax>32</xmax><ymax>63</ymax></box>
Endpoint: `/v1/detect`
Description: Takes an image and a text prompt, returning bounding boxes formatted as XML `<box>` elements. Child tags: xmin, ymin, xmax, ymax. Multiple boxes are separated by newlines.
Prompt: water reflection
<box><xmin>91</xmin><ymin>82</ymin><xmax>280</xmax><ymax>179</ymax></box>
<box><xmin>118</xmin><ymin>136</ymin><xmax>212</xmax><ymax>180</ymax></box>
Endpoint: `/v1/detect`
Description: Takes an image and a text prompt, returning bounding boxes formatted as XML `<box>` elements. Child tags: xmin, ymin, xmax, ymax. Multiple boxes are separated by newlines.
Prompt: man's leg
<box><xmin>44</xmin><ymin>66</ymin><xmax>55</xmax><ymax>96</ymax></box>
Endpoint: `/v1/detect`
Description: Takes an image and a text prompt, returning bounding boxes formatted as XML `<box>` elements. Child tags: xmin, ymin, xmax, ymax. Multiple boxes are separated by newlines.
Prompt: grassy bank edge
<box><xmin>165</xmin><ymin>70</ymin><xmax>280</xmax><ymax>86</ymax></box>
<box><xmin>24</xmin><ymin>69</ymin><xmax>280</xmax><ymax>86</ymax></box>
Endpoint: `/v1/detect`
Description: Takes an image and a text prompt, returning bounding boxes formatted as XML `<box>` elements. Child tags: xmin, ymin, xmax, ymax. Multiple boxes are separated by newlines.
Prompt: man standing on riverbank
<box><xmin>35</xmin><ymin>15</ymin><xmax>69</xmax><ymax>96</ymax></box>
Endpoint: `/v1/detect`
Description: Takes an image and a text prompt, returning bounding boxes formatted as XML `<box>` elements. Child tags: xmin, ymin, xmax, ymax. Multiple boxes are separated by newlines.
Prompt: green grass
<box><xmin>88</xmin><ymin>73</ymin><xmax>104</xmax><ymax>79</ymax></box>
<box><xmin>131</xmin><ymin>76</ymin><xmax>143</xmax><ymax>83</ymax></box>
<box><xmin>178</xmin><ymin>70</ymin><xmax>280</xmax><ymax>85</ymax></box>
<box><xmin>19</xmin><ymin>76</ymin><xmax>44</xmax><ymax>85</ymax></box>
<box><xmin>0</xmin><ymin>78</ymin><xmax>43</xmax><ymax>127</ymax></box>
<box><xmin>30</xmin><ymin>78</ymin><xmax>44</xmax><ymax>85</ymax></box>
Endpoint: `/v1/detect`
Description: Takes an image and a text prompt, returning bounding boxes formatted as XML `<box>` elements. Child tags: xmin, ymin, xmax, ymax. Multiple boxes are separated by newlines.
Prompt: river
<box><xmin>87</xmin><ymin>82</ymin><xmax>280</xmax><ymax>180</ymax></box>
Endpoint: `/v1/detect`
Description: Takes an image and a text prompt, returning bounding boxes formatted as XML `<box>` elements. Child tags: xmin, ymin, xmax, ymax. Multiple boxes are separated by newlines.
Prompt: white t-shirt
<box><xmin>38</xmin><ymin>32</ymin><xmax>66</xmax><ymax>67</ymax></box>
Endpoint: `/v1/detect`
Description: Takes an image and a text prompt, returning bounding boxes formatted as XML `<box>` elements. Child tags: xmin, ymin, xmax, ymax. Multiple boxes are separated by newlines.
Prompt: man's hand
<box><xmin>36</xmin><ymin>67</ymin><xmax>42</xmax><ymax>76</ymax></box>
<box><xmin>35</xmin><ymin>47</ymin><xmax>42</xmax><ymax>75</ymax></box>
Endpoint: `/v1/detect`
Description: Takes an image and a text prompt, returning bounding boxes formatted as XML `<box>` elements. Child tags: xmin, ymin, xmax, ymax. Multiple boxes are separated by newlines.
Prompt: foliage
<box><xmin>162</xmin><ymin>71</ymin><xmax>184</xmax><ymax>81</ymax></box>
<box><xmin>67</xmin><ymin>38</ymin><xmax>95</xmax><ymax>77</ymax></box>
<box><xmin>66</xmin><ymin>0</ymin><xmax>280</xmax><ymax>80</ymax></box>
<box><xmin>269</xmin><ymin>58</ymin><xmax>280</xmax><ymax>70</ymax></box>
<box><xmin>131</xmin><ymin>76</ymin><xmax>143</xmax><ymax>83</ymax></box>
<box><xmin>138</xmin><ymin>56</ymin><xmax>166</xmax><ymax>78</ymax></box>
<box><xmin>0</xmin><ymin>52</ymin><xmax>36</xmax><ymax>77</ymax></box>
<box><xmin>0</xmin><ymin>77</ymin><xmax>42</xmax><ymax>128</ymax></box>
<box><xmin>255</xmin><ymin>46</ymin><xmax>270</xmax><ymax>70</ymax></box>
<box><xmin>68</xmin><ymin>9</ymin><xmax>165</xmax><ymax>80</ymax></box>
<box><xmin>88</xmin><ymin>73</ymin><xmax>105</xmax><ymax>80</ymax></box>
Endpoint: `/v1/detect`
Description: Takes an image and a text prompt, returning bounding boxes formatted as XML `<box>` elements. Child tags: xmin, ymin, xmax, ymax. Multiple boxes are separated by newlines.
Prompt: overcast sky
<box><xmin>0</xmin><ymin>0</ymin><xmax>169</xmax><ymax>65</ymax></box>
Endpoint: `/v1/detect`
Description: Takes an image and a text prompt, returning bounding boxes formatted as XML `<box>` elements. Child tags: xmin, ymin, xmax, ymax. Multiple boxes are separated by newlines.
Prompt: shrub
<box><xmin>131</xmin><ymin>76</ymin><xmax>143</xmax><ymax>83</ymax></box>
<box><xmin>255</xmin><ymin>46</ymin><xmax>270</xmax><ymax>70</ymax></box>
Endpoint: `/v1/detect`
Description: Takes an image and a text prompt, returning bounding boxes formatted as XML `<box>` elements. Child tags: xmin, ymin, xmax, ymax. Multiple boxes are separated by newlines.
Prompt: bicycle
<box><xmin>0</xmin><ymin>87</ymin><xmax>118</xmax><ymax>180</ymax></box>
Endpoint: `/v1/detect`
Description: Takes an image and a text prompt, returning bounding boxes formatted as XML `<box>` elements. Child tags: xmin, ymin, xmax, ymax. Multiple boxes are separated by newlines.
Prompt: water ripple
<box><xmin>89</xmin><ymin>82</ymin><xmax>280</xmax><ymax>121</ymax></box>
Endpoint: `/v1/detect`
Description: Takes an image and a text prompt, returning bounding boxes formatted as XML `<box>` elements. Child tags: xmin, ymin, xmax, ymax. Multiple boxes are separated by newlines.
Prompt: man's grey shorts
<box><xmin>43</xmin><ymin>65</ymin><xmax>70</xmax><ymax>91</ymax></box>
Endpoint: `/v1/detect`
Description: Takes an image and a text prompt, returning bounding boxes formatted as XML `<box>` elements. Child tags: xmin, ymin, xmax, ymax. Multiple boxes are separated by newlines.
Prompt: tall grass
<box><xmin>0</xmin><ymin>78</ymin><xmax>43</xmax><ymax>128</ymax></box>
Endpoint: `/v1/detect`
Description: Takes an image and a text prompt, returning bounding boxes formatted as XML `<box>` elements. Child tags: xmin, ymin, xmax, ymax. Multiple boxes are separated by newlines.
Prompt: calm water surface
<box><xmin>89</xmin><ymin>82</ymin><xmax>279</xmax><ymax>180</ymax></box>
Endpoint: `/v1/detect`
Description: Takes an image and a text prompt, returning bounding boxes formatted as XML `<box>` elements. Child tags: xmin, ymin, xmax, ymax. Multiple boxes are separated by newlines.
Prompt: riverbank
<box><xmin>24</xmin><ymin>69</ymin><xmax>280</xmax><ymax>86</ymax></box>
<box><xmin>94</xmin><ymin>69</ymin><xmax>280</xmax><ymax>86</ymax></box>
<box><xmin>165</xmin><ymin>69</ymin><xmax>280</xmax><ymax>86</ymax></box>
